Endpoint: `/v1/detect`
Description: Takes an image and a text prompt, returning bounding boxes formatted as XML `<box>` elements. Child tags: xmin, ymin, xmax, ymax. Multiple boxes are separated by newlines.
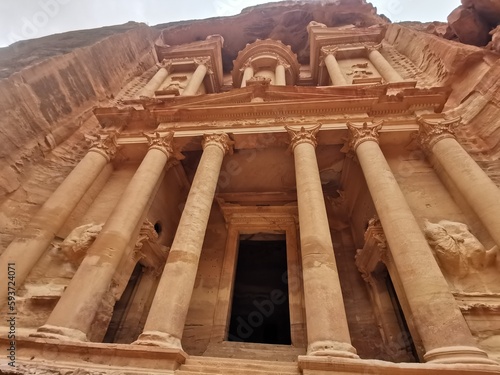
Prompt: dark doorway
<box><xmin>103</xmin><ymin>262</ymin><xmax>143</xmax><ymax>343</ymax></box>
<box><xmin>228</xmin><ymin>235</ymin><xmax>291</xmax><ymax>345</ymax></box>
<box><xmin>386</xmin><ymin>275</ymin><xmax>419</xmax><ymax>362</ymax></box>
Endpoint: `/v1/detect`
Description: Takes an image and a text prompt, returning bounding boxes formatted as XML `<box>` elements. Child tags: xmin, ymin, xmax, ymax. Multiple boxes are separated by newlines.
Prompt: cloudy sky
<box><xmin>0</xmin><ymin>0</ymin><xmax>460</xmax><ymax>48</ymax></box>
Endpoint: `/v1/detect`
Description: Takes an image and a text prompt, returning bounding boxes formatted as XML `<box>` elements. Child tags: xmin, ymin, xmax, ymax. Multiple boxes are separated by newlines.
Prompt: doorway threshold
<box><xmin>203</xmin><ymin>341</ymin><xmax>306</xmax><ymax>362</ymax></box>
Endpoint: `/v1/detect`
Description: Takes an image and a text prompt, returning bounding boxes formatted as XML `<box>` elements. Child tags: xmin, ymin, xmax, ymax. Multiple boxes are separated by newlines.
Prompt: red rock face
<box><xmin>462</xmin><ymin>0</ymin><xmax>500</xmax><ymax>26</ymax></box>
<box><xmin>448</xmin><ymin>5</ymin><xmax>491</xmax><ymax>46</ymax></box>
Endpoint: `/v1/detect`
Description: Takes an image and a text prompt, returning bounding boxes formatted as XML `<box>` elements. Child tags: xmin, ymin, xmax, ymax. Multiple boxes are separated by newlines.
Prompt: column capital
<box><xmin>345</xmin><ymin>121</ymin><xmax>383</xmax><ymax>152</ymax></box>
<box><xmin>202</xmin><ymin>133</ymin><xmax>234</xmax><ymax>155</ymax></box>
<box><xmin>285</xmin><ymin>124</ymin><xmax>322</xmax><ymax>151</ymax></box>
<box><xmin>276</xmin><ymin>56</ymin><xmax>291</xmax><ymax>70</ymax></box>
<box><xmin>86</xmin><ymin>130</ymin><xmax>119</xmax><ymax>161</ymax></box>
<box><xmin>144</xmin><ymin>131</ymin><xmax>183</xmax><ymax>159</ymax></box>
<box><xmin>156</xmin><ymin>59</ymin><xmax>173</xmax><ymax>72</ymax></box>
<box><xmin>415</xmin><ymin>117</ymin><xmax>460</xmax><ymax>151</ymax></box>
<box><xmin>321</xmin><ymin>45</ymin><xmax>340</xmax><ymax>58</ymax></box>
<box><xmin>239</xmin><ymin>59</ymin><xmax>254</xmax><ymax>72</ymax></box>
<box><xmin>365</xmin><ymin>43</ymin><xmax>382</xmax><ymax>53</ymax></box>
<box><xmin>194</xmin><ymin>56</ymin><xmax>214</xmax><ymax>75</ymax></box>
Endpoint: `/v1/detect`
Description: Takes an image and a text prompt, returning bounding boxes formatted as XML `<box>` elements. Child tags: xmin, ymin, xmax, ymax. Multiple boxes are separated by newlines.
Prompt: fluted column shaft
<box><xmin>240</xmin><ymin>66</ymin><xmax>254</xmax><ymax>88</ymax></box>
<box><xmin>367</xmin><ymin>48</ymin><xmax>403</xmax><ymax>83</ymax></box>
<box><xmin>275</xmin><ymin>64</ymin><xmax>286</xmax><ymax>86</ymax></box>
<box><xmin>324</xmin><ymin>53</ymin><xmax>347</xmax><ymax>86</ymax></box>
<box><xmin>182</xmin><ymin>63</ymin><xmax>208</xmax><ymax>96</ymax></box>
<box><xmin>138</xmin><ymin>65</ymin><xmax>170</xmax><ymax>97</ymax></box>
<box><xmin>418</xmin><ymin>117</ymin><xmax>500</xmax><ymax>248</ymax></box>
<box><xmin>135</xmin><ymin>133</ymin><xmax>232</xmax><ymax>350</ymax></box>
<box><xmin>34</xmin><ymin>132</ymin><xmax>175</xmax><ymax>341</ymax></box>
<box><xmin>286</xmin><ymin>125</ymin><xmax>358</xmax><ymax>358</ymax></box>
<box><xmin>0</xmin><ymin>133</ymin><xmax>117</xmax><ymax>305</ymax></box>
<box><xmin>348</xmin><ymin>122</ymin><xmax>495</xmax><ymax>365</ymax></box>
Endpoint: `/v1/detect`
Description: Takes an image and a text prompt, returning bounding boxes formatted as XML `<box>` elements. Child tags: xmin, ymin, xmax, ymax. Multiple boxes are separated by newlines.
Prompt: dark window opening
<box><xmin>228</xmin><ymin>236</ymin><xmax>291</xmax><ymax>345</ymax></box>
<box><xmin>154</xmin><ymin>221</ymin><xmax>162</xmax><ymax>235</ymax></box>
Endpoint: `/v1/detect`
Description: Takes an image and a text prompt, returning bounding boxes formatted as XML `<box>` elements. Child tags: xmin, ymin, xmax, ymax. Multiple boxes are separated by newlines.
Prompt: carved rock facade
<box><xmin>1</xmin><ymin>1</ymin><xmax>500</xmax><ymax>375</ymax></box>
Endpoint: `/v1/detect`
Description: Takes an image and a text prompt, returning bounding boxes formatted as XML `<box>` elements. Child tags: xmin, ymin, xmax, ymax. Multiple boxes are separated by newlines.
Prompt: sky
<box><xmin>0</xmin><ymin>0</ymin><xmax>460</xmax><ymax>48</ymax></box>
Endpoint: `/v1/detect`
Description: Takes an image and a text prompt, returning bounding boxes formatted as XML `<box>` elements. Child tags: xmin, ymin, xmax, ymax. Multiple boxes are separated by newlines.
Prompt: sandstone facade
<box><xmin>1</xmin><ymin>1</ymin><xmax>500</xmax><ymax>374</ymax></box>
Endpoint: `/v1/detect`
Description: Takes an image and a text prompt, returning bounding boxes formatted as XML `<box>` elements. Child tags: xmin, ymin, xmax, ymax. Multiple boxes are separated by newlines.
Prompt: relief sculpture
<box><xmin>423</xmin><ymin>219</ymin><xmax>498</xmax><ymax>278</ymax></box>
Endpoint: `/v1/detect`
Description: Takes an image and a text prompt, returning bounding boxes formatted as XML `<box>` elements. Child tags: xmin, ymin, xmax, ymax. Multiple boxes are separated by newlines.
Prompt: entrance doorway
<box><xmin>228</xmin><ymin>234</ymin><xmax>291</xmax><ymax>345</ymax></box>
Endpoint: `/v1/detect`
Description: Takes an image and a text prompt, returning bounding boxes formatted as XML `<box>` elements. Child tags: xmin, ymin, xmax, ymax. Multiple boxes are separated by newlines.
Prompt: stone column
<box><xmin>286</xmin><ymin>125</ymin><xmax>358</xmax><ymax>358</ymax></box>
<box><xmin>275</xmin><ymin>61</ymin><xmax>287</xmax><ymax>86</ymax></box>
<box><xmin>182</xmin><ymin>57</ymin><xmax>211</xmax><ymax>96</ymax></box>
<box><xmin>346</xmin><ymin>122</ymin><xmax>496</xmax><ymax>365</ymax></box>
<box><xmin>417</xmin><ymin>117</ymin><xmax>500</xmax><ymax>249</ymax></box>
<box><xmin>366</xmin><ymin>45</ymin><xmax>403</xmax><ymax>83</ymax></box>
<box><xmin>321</xmin><ymin>47</ymin><xmax>347</xmax><ymax>86</ymax></box>
<box><xmin>240</xmin><ymin>62</ymin><xmax>254</xmax><ymax>88</ymax></box>
<box><xmin>134</xmin><ymin>133</ymin><xmax>233</xmax><ymax>350</ymax></box>
<box><xmin>138</xmin><ymin>60</ymin><xmax>172</xmax><ymax>98</ymax></box>
<box><xmin>33</xmin><ymin>132</ymin><xmax>178</xmax><ymax>341</ymax></box>
<box><xmin>0</xmin><ymin>132</ymin><xmax>118</xmax><ymax>305</ymax></box>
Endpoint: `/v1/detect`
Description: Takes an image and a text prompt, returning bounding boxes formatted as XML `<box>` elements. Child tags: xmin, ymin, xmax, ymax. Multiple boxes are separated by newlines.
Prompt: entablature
<box><xmin>96</xmin><ymin>85</ymin><xmax>448</xmax><ymax>133</ymax></box>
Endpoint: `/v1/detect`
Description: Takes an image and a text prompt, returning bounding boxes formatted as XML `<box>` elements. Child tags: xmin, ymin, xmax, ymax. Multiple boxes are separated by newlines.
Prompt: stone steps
<box><xmin>175</xmin><ymin>355</ymin><xmax>301</xmax><ymax>375</ymax></box>
<box><xmin>202</xmin><ymin>341</ymin><xmax>305</xmax><ymax>362</ymax></box>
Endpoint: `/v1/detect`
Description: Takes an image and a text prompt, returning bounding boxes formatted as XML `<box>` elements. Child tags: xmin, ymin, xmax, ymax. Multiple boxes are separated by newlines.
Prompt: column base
<box><xmin>307</xmin><ymin>340</ymin><xmax>359</xmax><ymax>359</ymax></box>
<box><xmin>133</xmin><ymin>330</ymin><xmax>183</xmax><ymax>350</ymax></box>
<box><xmin>30</xmin><ymin>325</ymin><xmax>87</xmax><ymax>342</ymax></box>
<box><xmin>424</xmin><ymin>346</ymin><xmax>499</xmax><ymax>365</ymax></box>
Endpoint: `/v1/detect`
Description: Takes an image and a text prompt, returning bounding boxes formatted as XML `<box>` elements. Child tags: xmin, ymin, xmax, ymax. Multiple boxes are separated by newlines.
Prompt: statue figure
<box><xmin>59</xmin><ymin>223</ymin><xmax>104</xmax><ymax>264</ymax></box>
<box><xmin>423</xmin><ymin>219</ymin><xmax>498</xmax><ymax>278</ymax></box>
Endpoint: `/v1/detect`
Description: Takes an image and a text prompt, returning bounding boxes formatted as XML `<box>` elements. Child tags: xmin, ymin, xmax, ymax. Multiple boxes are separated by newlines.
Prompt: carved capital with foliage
<box><xmin>202</xmin><ymin>133</ymin><xmax>234</xmax><ymax>155</ymax></box>
<box><xmin>144</xmin><ymin>131</ymin><xmax>181</xmax><ymax>160</ymax></box>
<box><xmin>415</xmin><ymin>117</ymin><xmax>459</xmax><ymax>151</ymax></box>
<box><xmin>194</xmin><ymin>56</ymin><xmax>214</xmax><ymax>75</ymax></box>
<box><xmin>285</xmin><ymin>124</ymin><xmax>322</xmax><ymax>151</ymax></box>
<box><xmin>344</xmin><ymin>121</ymin><xmax>383</xmax><ymax>152</ymax></box>
<box><xmin>86</xmin><ymin>130</ymin><xmax>119</xmax><ymax>161</ymax></box>
<box><xmin>365</xmin><ymin>43</ymin><xmax>382</xmax><ymax>53</ymax></box>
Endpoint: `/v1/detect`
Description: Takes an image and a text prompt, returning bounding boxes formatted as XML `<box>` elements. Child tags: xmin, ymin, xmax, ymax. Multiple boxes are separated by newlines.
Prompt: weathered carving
<box><xmin>16</xmin><ymin>365</ymin><xmax>108</xmax><ymax>375</ymax></box>
<box><xmin>346</xmin><ymin>62</ymin><xmax>374</xmax><ymax>79</ymax></box>
<box><xmin>415</xmin><ymin>117</ymin><xmax>460</xmax><ymax>151</ymax></box>
<box><xmin>59</xmin><ymin>223</ymin><xmax>104</xmax><ymax>264</ymax></box>
<box><xmin>143</xmin><ymin>131</ymin><xmax>175</xmax><ymax>157</ymax></box>
<box><xmin>365</xmin><ymin>43</ymin><xmax>382</xmax><ymax>53</ymax></box>
<box><xmin>344</xmin><ymin>121</ymin><xmax>383</xmax><ymax>152</ymax></box>
<box><xmin>194</xmin><ymin>56</ymin><xmax>214</xmax><ymax>75</ymax></box>
<box><xmin>202</xmin><ymin>133</ymin><xmax>234</xmax><ymax>155</ymax></box>
<box><xmin>320</xmin><ymin>46</ymin><xmax>340</xmax><ymax>58</ymax></box>
<box><xmin>156</xmin><ymin>58</ymin><xmax>173</xmax><ymax>72</ymax></box>
<box><xmin>285</xmin><ymin>124</ymin><xmax>322</xmax><ymax>151</ymax></box>
<box><xmin>423</xmin><ymin>219</ymin><xmax>498</xmax><ymax>278</ymax></box>
<box><xmin>86</xmin><ymin>130</ymin><xmax>119</xmax><ymax>161</ymax></box>
<box><xmin>133</xmin><ymin>219</ymin><xmax>159</xmax><ymax>262</ymax></box>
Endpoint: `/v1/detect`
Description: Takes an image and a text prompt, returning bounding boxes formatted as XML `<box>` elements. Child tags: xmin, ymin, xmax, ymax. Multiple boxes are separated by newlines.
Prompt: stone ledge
<box><xmin>298</xmin><ymin>355</ymin><xmax>500</xmax><ymax>374</ymax></box>
<box><xmin>0</xmin><ymin>337</ymin><xmax>187</xmax><ymax>372</ymax></box>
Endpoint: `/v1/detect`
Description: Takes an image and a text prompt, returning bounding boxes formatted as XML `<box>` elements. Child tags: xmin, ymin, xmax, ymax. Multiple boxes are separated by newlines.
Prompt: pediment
<box><xmin>100</xmin><ymin>83</ymin><xmax>449</xmax><ymax>132</ymax></box>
